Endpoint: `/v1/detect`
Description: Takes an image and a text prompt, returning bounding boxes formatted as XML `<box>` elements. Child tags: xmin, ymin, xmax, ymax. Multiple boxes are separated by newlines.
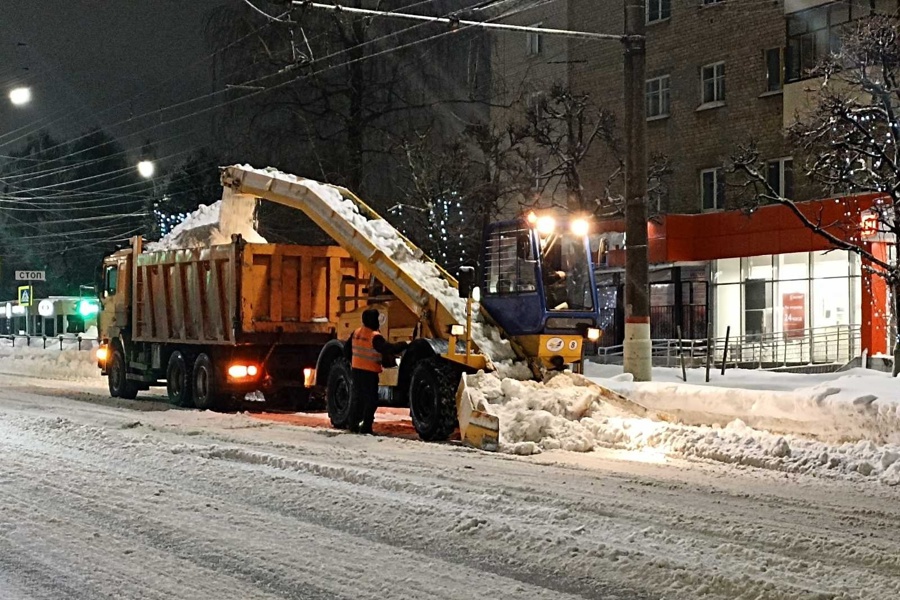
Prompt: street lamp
<box><xmin>9</xmin><ymin>86</ymin><xmax>31</xmax><ymax>106</ymax></box>
<box><xmin>137</xmin><ymin>160</ymin><xmax>155</xmax><ymax>179</ymax></box>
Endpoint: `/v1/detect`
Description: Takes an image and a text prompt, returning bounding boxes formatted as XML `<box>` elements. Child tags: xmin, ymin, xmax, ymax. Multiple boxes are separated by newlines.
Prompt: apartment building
<box><xmin>490</xmin><ymin>0</ymin><xmax>897</xmax><ymax>361</ymax></box>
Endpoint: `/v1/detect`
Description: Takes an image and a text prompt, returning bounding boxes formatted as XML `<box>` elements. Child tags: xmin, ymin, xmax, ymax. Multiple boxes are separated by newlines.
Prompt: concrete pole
<box><xmin>623</xmin><ymin>0</ymin><xmax>651</xmax><ymax>381</ymax></box>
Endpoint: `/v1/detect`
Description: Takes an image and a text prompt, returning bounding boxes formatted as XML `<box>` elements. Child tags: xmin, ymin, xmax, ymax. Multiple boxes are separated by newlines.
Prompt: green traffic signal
<box><xmin>77</xmin><ymin>299</ymin><xmax>100</xmax><ymax>317</ymax></box>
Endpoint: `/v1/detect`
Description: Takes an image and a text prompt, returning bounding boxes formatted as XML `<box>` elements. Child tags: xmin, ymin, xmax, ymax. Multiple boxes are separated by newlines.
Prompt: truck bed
<box><xmin>132</xmin><ymin>242</ymin><xmax>366</xmax><ymax>345</ymax></box>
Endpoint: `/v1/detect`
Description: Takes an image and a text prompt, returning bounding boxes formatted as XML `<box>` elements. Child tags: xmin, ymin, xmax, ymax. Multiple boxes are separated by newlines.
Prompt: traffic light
<box><xmin>77</xmin><ymin>299</ymin><xmax>100</xmax><ymax>317</ymax></box>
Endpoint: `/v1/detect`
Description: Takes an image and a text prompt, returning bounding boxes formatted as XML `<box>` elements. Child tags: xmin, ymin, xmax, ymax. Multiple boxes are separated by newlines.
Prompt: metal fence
<box><xmin>0</xmin><ymin>335</ymin><xmax>99</xmax><ymax>351</ymax></box>
<box><xmin>594</xmin><ymin>324</ymin><xmax>862</xmax><ymax>370</ymax></box>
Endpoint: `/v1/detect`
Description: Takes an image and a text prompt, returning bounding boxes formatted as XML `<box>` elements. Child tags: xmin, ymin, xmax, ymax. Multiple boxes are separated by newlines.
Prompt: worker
<box><xmin>343</xmin><ymin>308</ymin><xmax>409</xmax><ymax>434</ymax></box>
<box><xmin>544</xmin><ymin>269</ymin><xmax>569</xmax><ymax>310</ymax></box>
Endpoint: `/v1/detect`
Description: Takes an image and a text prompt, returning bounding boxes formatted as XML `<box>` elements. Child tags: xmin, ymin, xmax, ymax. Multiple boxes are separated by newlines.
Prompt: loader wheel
<box><xmin>408</xmin><ymin>358</ymin><xmax>459</xmax><ymax>442</ymax></box>
<box><xmin>166</xmin><ymin>351</ymin><xmax>194</xmax><ymax>408</ymax></box>
<box><xmin>326</xmin><ymin>359</ymin><xmax>354</xmax><ymax>429</ymax></box>
<box><xmin>108</xmin><ymin>349</ymin><xmax>139</xmax><ymax>400</ymax></box>
<box><xmin>193</xmin><ymin>353</ymin><xmax>227</xmax><ymax>411</ymax></box>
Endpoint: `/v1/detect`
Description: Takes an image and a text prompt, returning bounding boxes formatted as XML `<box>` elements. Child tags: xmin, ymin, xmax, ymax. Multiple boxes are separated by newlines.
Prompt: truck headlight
<box><xmin>587</xmin><ymin>327</ymin><xmax>601</xmax><ymax>341</ymax></box>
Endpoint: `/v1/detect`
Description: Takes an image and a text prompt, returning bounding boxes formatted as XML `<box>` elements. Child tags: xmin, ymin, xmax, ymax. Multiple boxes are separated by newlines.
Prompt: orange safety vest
<box><xmin>350</xmin><ymin>327</ymin><xmax>383</xmax><ymax>373</ymax></box>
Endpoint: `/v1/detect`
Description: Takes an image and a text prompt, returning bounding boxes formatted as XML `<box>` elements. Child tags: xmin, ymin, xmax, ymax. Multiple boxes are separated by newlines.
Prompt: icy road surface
<box><xmin>0</xmin><ymin>377</ymin><xmax>899</xmax><ymax>599</ymax></box>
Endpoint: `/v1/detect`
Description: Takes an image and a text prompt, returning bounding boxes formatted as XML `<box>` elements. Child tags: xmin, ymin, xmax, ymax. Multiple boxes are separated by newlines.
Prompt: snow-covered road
<box><xmin>0</xmin><ymin>377</ymin><xmax>898</xmax><ymax>599</ymax></box>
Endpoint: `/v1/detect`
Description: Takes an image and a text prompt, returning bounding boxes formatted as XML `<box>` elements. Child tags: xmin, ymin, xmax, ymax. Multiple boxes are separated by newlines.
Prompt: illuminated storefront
<box><xmin>596</xmin><ymin>193</ymin><xmax>891</xmax><ymax>362</ymax></box>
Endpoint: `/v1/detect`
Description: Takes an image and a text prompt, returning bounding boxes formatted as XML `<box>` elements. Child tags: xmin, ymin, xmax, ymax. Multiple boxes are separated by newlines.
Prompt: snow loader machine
<box><xmin>219</xmin><ymin>166</ymin><xmax>605</xmax><ymax>451</ymax></box>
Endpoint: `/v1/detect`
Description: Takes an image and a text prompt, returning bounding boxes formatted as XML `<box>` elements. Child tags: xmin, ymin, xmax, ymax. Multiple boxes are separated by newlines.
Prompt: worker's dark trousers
<box><xmin>350</xmin><ymin>369</ymin><xmax>380</xmax><ymax>431</ymax></box>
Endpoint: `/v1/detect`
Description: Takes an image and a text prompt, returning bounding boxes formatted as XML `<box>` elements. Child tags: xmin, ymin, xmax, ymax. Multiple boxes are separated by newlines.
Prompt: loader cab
<box><xmin>481</xmin><ymin>214</ymin><xmax>600</xmax><ymax>337</ymax></box>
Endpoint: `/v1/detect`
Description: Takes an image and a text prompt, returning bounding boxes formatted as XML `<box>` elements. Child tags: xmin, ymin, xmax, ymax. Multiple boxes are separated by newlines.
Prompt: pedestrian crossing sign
<box><xmin>18</xmin><ymin>285</ymin><xmax>33</xmax><ymax>307</ymax></box>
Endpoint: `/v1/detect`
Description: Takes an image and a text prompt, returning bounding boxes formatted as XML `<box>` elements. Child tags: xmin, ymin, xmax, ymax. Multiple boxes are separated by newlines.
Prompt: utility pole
<box><xmin>623</xmin><ymin>0</ymin><xmax>651</xmax><ymax>381</ymax></box>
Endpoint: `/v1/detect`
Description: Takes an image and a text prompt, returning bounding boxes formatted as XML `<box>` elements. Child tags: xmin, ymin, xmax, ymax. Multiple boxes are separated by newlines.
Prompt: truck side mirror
<box><xmin>458</xmin><ymin>266</ymin><xmax>475</xmax><ymax>299</ymax></box>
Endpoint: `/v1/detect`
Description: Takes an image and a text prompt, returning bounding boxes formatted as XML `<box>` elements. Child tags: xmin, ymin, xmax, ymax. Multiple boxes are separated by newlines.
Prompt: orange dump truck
<box><xmin>98</xmin><ymin>237</ymin><xmax>367</xmax><ymax>409</ymax></box>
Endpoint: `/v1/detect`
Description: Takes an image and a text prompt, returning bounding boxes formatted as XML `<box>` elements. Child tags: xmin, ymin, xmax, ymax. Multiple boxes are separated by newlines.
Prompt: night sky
<box><xmin>0</xmin><ymin>0</ymin><xmax>229</xmax><ymax>160</ymax></box>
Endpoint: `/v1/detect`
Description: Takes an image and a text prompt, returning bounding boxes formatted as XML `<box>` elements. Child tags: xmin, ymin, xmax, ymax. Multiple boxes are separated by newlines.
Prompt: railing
<box><xmin>0</xmin><ymin>335</ymin><xmax>99</xmax><ymax>351</ymax></box>
<box><xmin>593</xmin><ymin>324</ymin><xmax>862</xmax><ymax>370</ymax></box>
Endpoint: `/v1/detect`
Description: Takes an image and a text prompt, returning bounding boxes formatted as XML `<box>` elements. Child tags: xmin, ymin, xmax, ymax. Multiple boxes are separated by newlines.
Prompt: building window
<box><xmin>701</xmin><ymin>62</ymin><xmax>725</xmax><ymax>104</ymax></box>
<box><xmin>765</xmin><ymin>48</ymin><xmax>783</xmax><ymax>92</ymax></box>
<box><xmin>786</xmin><ymin>1</ymin><xmax>871</xmax><ymax>81</ymax></box>
<box><xmin>701</xmin><ymin>168</ymin><xmax>725</xmax><ymax>210</ymax></box>
<box><xmin>647</xmin><ymin>0</ymin><xmax>671</xmax><ymax>23</ymax></box>
<box><xmin>645</xmin><ymin>75</ymin><xmax>670</xmax><ymax>118</ymax></box>
<box><xmin>526</xmin><ymin>24</ymin><xmax>542</xmax><ymax>56</ymax></box>
<box><xmin>767</xmin><ymin>158</ymin><xmax>794</xmax><ymax>198</ymax></box>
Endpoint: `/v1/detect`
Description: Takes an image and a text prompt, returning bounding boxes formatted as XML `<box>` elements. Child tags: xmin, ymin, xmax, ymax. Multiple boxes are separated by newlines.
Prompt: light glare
<box><xmin>137</xmin><ymin>160</ymin><xmax>155</xmax><ymax>178</ymax></box>
<box><xmin>9</xmin><ymin>87</ymin><xmax>31</xmax><ymax>106</ymax></box>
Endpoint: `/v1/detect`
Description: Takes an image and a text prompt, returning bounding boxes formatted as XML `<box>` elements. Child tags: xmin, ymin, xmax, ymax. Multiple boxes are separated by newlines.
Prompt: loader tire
<box><xmin>108</xmin><ymin>349</ymin><xmax>139</xmax><ymax>400</ymax></box>
<box><xmin>408</xmin><ymin>358</ymin><xmax>459</xmax><ymax>442</ymax></box>
<box><xmin>166</xmin><ymin>351</ymin><xmax>194</xmax><ymax>408</ymax></box>
<box><xmin>326</xmin><ymin>359</ymin><xmax>354</xmax><ymax>429</ymax></box>
<box><xmin>192</xmin><ymin>353</ymin><xmax>227</xmax><ymax>411</ymax></box>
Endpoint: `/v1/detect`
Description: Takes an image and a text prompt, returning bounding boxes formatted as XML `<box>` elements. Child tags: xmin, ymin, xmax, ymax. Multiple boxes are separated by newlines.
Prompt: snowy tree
<box><xmin>732</xmin><ymin>15</ymin><xmax>900</xmax><ymax>375</ymax></box>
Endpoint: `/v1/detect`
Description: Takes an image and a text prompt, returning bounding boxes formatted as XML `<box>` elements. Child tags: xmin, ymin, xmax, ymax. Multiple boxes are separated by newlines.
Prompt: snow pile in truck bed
<box><xmin>467</xmin><ymin>370</ymin><xmax>900</xmax><ymax>484</ymax></box>
<box><xmin>146</xmin><ymin>188</ymin><xmax>267</xmax><ymax>251</ymax></box>
<box><xmin>240</xmin><ymin>166</ymin><xmax>516</xmax><ymax>362</ymax></box>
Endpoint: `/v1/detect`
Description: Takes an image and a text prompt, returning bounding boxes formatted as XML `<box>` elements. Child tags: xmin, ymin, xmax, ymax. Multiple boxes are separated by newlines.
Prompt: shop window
<box><xmin>778</xmin><ymin>251</ymin><xmax>809</xmax><ymax>280</ymax></box>
<box><xmin>813</xmin><ymin>250</ymin><xmax>849</xmax><ymax>278</ymax></box>
<box><xmin>746</xmin><ymin>254</ymin><xmax>773</xmax><ymax>280</ymax></box>
<box><xmin>647</xmin><ymin>0</ymin><xmax>671</xmax><ymax>23</ymax></box>
<box><xmin>700</xmin><ymin>62</ymin><xmax>725</xmax><ymax>105</ymax></box>
<box><xmin>745</xmin><ymin>279</ymin><xmax>773</xmax><ymax>338</ymax></box>
<box><xmin>714</xmin><ymin>258</ymin><xmax>741</xmax><ymax>284</ymax></box>
<box><xmin>646</xmin><ymin>75</ymin><xmax>671</xmax><ymax>119</ymax></box>
<box><xmin>715</xmin><ymin>284</ymin><xmax>741</xmax><ymax>339</ymax></box>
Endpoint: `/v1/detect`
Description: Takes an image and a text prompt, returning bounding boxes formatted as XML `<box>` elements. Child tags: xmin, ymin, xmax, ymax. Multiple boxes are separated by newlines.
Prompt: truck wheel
<box><xmin>166</xmin><ymin>351</ymin><xmax>194</xmax><ymax>407</ymax></box>
<box><xmin>108</xmin><ymin>349</ymin><xmax>139</xmax><ymax>400</ymax></box>
<box><xmin>326</xmin><ymin>359</ymin><xmax>353</xmax><ymax>429</ymax></box>
<box><xmin>408</xmin><ymin>358</ymin><xmax>458</xmax><ymax>442</ymax></box>
<box><xmin>193</xmin><ymin>353</ymin><xmax>226</xmax><ymax>410</ymax></box>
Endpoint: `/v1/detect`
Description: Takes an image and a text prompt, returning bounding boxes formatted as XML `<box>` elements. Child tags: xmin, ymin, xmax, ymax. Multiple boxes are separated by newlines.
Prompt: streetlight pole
<box><xmin>623</xmin><ymin>0</ymin><xmax>651</xmax><ymax>381</ymax></box>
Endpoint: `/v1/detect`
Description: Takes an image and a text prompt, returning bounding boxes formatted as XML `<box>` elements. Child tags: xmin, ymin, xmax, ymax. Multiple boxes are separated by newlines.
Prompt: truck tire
<box><xmin>108</xmin><ymin>349</ymin><xmax>139</xmax><ymax>400</ymax></box>
<box><xmin>193</xmin><ymin>353</ymin><xmax>227</xmax><ymax>411</ymax></box>
<box><xmin>326</xmin><ymin>359</ymin><xmax>354</xmax><ymax>429</ymax></box>
<box><xmin>166</xmin><ymin>351</ymin><xmax>194</xmax><ymax>407</ymax></box>
<box><xmin>408</xmin><ymin>358</ymin><xmax>458</xmax><ymax>442</ymax></box>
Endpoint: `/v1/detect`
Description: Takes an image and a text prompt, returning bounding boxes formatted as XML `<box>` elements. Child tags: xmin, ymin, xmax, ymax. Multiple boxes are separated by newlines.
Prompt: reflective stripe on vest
<box><xmin>351</xmin><ymin>327</ymin><xmax>383</xmax><ymax>373</ymax></box>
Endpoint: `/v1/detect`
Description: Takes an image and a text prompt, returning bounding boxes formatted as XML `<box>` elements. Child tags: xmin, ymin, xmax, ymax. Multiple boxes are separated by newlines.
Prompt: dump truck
<box><xmin>98</xmin><ymin>165</ymin><xmax>605</xmax><ymax>449</ymax></box>
<box><xmin>97</xmin><ymin>235</ymin><xmax>370</xmax><ymax>408</ymax></box>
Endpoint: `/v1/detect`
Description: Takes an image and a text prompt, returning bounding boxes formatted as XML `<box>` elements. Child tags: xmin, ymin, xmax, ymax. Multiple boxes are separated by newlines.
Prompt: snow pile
<box><xmin>0</xmin><ymin>340</ymin><xmax>101</xmax><ymax>381</ymax></box>
<box><xmin>241</xmin><ymin>166</ymin><xmax>516</xmax><ymax>362</ymax></box>
<box><xmin>468</xmin><ymin>369</ymin><xmax>900</xmax><ymax>484</ymax></box>
<box><xmin>589</xmin><ymin>365</ymin><xmax>900</xmax><ymax>445</ymax></box>
<box><xmin>146</xmin><ymin>188</ymin><xmax>267</xmax><ymax>251</ymax></box>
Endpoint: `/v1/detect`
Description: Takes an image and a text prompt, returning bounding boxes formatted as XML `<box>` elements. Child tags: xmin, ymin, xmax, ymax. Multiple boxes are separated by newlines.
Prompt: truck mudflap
<box><xmin>455</xmin><ymin>373</ymin><xmax>500</xmax><ymax>452</ymax></box>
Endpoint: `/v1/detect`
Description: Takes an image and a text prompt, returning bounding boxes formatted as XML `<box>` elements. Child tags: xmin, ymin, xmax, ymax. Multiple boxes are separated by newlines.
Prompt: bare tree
<box><xmin>732</xmin><ymin>16</ymin><xmax>900</xmax><ymax>375</ymax></box>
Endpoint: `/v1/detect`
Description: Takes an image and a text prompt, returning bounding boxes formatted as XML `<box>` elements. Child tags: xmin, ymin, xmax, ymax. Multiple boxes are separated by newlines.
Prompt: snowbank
<box><xmin>0</xmin><ymin>339</ymin><xmax>101</xmax><ymax>381</ymax></box>
<box><xmin>239</xmin><ymin>166</ymin><xmax>516</xmax><ymax>362</ymax></box>
<box><xmin>588</xmin><ymin>364</ymin><xmax>900</xmax><ymax>445</ymax></box>
<box><xmin>468</xmin><ymin>369</ymin><xmax>900</xmax><ymax>485</ymax></box>
<box><xmin>146</xmin><ymin>188</ymin><xmax>267</xmax><ymax>251</ymax></box>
